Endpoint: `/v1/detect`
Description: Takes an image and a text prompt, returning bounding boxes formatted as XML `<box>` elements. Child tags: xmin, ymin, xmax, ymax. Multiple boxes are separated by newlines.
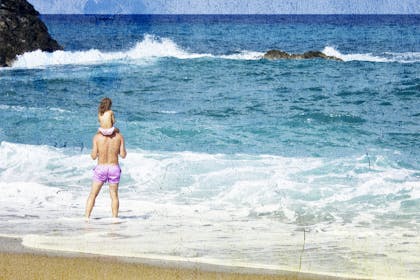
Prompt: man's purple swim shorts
<box><xmin>93</xmin><ymin>165</ymin><xmax>121</xmax><ymax>184</ymax></box>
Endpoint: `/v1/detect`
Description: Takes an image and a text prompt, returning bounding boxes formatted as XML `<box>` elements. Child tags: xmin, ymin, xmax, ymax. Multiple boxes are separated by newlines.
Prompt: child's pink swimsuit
<box><xmin>98</xmin><ymin>127</ymin><xmax>115</xmax><ymax>136</ymax></box>
<box><xmin>93</xmin><ymin>165</ymin><xmax>121</xmax><ymax>184</ymax></box>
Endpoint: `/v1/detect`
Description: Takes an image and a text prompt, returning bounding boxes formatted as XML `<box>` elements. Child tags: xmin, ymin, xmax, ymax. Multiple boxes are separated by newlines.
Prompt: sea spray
<box><xmin>12</xmin><ymin>34</ymin><xmax>210</xmax><ymax>68</ymax></box>
<box><xmin>322</xmin><ymin>46</ymin><xmax>420</xmax><ymax>63</ymax></box>
<box><xmin>11</xmin><ymin>34</ymin><xmax>420</xmax><ymax>68</ymax></box>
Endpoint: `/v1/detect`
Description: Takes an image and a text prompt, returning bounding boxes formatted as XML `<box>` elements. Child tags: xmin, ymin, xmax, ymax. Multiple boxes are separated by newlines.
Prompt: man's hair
<box><xmin>98</xmin><ymin>97</ymin><xmax>112</xmax><ymax>115</ymax></box>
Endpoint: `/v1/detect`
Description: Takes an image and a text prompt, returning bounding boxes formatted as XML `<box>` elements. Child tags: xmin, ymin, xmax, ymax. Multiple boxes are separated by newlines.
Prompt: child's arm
<box><xmin>111</xmin><ymin>111</ymin><xmax>115</xmax><ymax>126</ymax></box>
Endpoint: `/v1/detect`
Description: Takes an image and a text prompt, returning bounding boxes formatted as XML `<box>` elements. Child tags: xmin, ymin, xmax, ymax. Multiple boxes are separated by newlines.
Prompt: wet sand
<box><xmin>0</xmin><ymin>237</ymin><xmax>358</xmax><ymax>280</ymax></box>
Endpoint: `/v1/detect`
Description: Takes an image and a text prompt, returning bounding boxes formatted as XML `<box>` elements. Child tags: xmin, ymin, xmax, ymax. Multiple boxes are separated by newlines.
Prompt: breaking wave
<box><xmin>10</xmin><ymin>35</ymin><xmax>420</xmax><ymax>68</ymax></box>
<box><xmin>322</xmin><ymin>46</ymin><xmax>420</xmax><ymax>63</ymax></box>
<box><xmin>12</xmin><ymin>34</ymin><xmax>212</xmax><ymax>68</ymax></box>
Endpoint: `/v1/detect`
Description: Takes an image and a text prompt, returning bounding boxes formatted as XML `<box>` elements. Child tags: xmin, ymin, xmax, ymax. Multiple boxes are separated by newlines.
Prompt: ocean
<box><xmin>0</xmin><ymin>15</ymin><xmax>419</xmax><ymax>279</ymax></box>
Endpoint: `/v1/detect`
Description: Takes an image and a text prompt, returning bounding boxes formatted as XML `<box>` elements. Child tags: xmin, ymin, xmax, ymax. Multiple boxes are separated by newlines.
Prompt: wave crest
<box><xmin>12</xmin><ymin>35</ymin><xmax>210</xmax><ymax>68</ymax></box>
<box><xmin>10</xmin><ymin>36</ymin><xmax>420</xmax><ymax>68</ymax></box>
<box><xmin>322</xmin><ymin>46</ymin><xmax>420</xmax><ymax>63</ymax></box>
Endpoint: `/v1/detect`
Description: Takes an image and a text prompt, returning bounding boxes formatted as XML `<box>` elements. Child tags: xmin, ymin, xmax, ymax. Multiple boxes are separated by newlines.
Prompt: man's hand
<box><xmin>119</xmin><ymin>134</ymin><xmax>127</xmax><ymax>159</ymax></box>
<box><xmin>91</xmin><ymin>135</ymin><xmax>98</xmax><ymax>160</ymax></box>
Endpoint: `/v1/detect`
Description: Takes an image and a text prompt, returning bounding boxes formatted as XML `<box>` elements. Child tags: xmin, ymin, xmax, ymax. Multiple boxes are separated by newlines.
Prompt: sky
<box><xmin>28</xmin><ymin>0</ymin><xmax>419</xmax><ymax>14</ymax></box>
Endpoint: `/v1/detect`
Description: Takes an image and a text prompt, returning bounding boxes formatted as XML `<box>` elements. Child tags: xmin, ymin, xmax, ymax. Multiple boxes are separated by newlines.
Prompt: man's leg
<box><xmin>85</xmin><ymin>181</ymin><xmax>104</xmax><ymax>219</ymax></box>
<box><xmin>109</xmin><ymin>183</ymin><xmax>119</xmax><ymax>218</ymax></box>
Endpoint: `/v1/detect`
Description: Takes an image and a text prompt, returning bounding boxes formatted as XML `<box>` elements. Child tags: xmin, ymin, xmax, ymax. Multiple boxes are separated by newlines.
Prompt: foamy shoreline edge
<box><xmin>0</xmin><ymin>236</ymin><xmax>363</xmax><ymax>280</ymax></box>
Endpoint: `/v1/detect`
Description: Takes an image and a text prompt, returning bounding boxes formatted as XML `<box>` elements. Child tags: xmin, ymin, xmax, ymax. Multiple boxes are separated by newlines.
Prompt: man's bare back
<box><xmin>91</xmin><ymin>132</ymin><xmax>126</xmax><ymax>164</ymax></box>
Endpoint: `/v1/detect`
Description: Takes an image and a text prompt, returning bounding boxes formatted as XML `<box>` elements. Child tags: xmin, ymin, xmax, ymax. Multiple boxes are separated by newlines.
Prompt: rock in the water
<box><xmin>0</xmin><ymin>0</ymin><xmax>62</xmax><ymax>67</ymax></box>
<box><xmin>263</xmin><ymin>50</ymin><xmax>291</xmax><ymax>59</ymax></box>
<box><xmin>263</xmin><ymin>49</ymin><xmax>343</xmax><ymax>61</ymax></box>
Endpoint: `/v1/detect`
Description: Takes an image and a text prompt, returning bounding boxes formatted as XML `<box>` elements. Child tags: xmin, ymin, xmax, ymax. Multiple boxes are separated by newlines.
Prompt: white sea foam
<box><xmin>0</xmin><ymin>104</ymin><xmax>69</xmax><ymax>113</ymax></box>
<box><xmin>384</xmin><ymin>51</ymin><xmax>420</xmax><ymax>63</ymax></box>
<box><xmin>220</xmin><ymin>51</ymin><xmax>265</xmax><ymax>60</ymax></box>
<box><xmin>159</xmin><ymin>110</ymin><xmax>178</xmax><ymax>114</ymax></box>
<box><xmin>10</xmin><ymin>35</ymin><xmax>419</xmax><ymax>68</ymax></box>
<box><xmin>0</xmin><ymin>141</ymin><xmax>419</xmax><ymax>279</ymax></box>
<box><xmin>19</xmin><ymin>233</ymin><xmax>365</xmax><ymax>280</ymax></box>
<box><xmin>322</xmin><ymin>46</ymin><xmax>420</xmax><ymax>63</ymax></box>
<box><xmin>12</xmin><ymin>35</ymin><xmax>211</xmax><ymax>68</ymax></box>
<box><xmin>11</xmin><ymin>42</ymin><xmax>264</xmax><ymax>69</ymax></box>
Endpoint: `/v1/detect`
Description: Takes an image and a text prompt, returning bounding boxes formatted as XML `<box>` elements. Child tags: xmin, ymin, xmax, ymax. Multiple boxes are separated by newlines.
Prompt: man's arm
<box><xmin>119</xmin><ymin>134</ymin><xmax>127</xmax><ymax>159</ymax></box>
<box><xmin>91</xmin><ymin>135</ymin><xmax>98</xmax><ymax>160</ymax></box>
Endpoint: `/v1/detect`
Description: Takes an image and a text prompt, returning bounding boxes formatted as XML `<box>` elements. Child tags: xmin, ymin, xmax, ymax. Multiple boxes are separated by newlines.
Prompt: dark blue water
<box><xmin>44</xmin><ymin>14</ymin><xmax>419</xmax><ymax>53</ymax></box>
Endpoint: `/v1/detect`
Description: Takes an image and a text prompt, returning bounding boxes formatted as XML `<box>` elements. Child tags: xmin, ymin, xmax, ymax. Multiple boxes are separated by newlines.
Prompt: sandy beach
<box><xmin>0</xmin><ymin>237</ymin><xmax>359</xmax><ymax>280</ymax></box>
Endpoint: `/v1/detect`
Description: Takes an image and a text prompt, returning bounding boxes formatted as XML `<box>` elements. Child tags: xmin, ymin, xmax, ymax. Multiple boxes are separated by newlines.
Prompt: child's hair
<box><xmin>98</xmin><ymin>97</ymin><xmax>112</xmax><ymax>115</ymax></box>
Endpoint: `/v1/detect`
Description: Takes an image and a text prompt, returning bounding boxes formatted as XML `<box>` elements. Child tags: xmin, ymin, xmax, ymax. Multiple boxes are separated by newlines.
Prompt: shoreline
<box><xmin>0</xmin><ymin>236</ymin><xmax>360</xmax><ymax>280</ymax></box>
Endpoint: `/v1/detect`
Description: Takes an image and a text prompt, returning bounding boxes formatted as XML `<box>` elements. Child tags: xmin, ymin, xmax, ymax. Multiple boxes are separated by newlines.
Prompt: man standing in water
<box><xmin>85</xmin><ymin>130</ymin><xmax>127</xmax><ymax>219</ymax></box>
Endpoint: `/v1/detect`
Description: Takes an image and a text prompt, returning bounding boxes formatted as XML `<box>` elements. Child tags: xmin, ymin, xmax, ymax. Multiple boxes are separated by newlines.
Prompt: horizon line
<box><xmin>39</xmin><ymin>13</ymin><xmax>420</xmax><ymax>16</ymax></box>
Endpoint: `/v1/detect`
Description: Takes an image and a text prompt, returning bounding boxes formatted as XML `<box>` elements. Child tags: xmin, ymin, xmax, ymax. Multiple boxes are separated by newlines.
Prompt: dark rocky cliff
<box><xmin>0</xmin><ymin>0</ymin><xmax>62</xmax><ymax>66</ymax></box>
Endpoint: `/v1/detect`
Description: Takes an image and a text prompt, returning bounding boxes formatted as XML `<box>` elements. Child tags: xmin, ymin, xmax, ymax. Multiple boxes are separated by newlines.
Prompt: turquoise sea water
<box><xmin>0</xmin><ymin>15</ymin><xmax>419</xmax><ymax>279</ymax></box>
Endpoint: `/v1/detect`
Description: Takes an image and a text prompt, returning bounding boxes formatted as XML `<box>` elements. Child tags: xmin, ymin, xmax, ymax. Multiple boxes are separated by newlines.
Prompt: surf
<box><xmin>322</xmin><ymin>46</ymin><xmax>420</xmax><ymax>63</ymax></box>
<box><xmin>11</xmin><ymin>34</ymin><xmax>211</xmax><ymax>68</ymax></box>
<box><xmin>1</xmin><ymin>141</ymin><xmax>419</xmax><ymax>279</ymax></box>
<box><xmin>10</xmin><ymin>34</ymin><xmax>420</xmax><ymax>68</ymax></box>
